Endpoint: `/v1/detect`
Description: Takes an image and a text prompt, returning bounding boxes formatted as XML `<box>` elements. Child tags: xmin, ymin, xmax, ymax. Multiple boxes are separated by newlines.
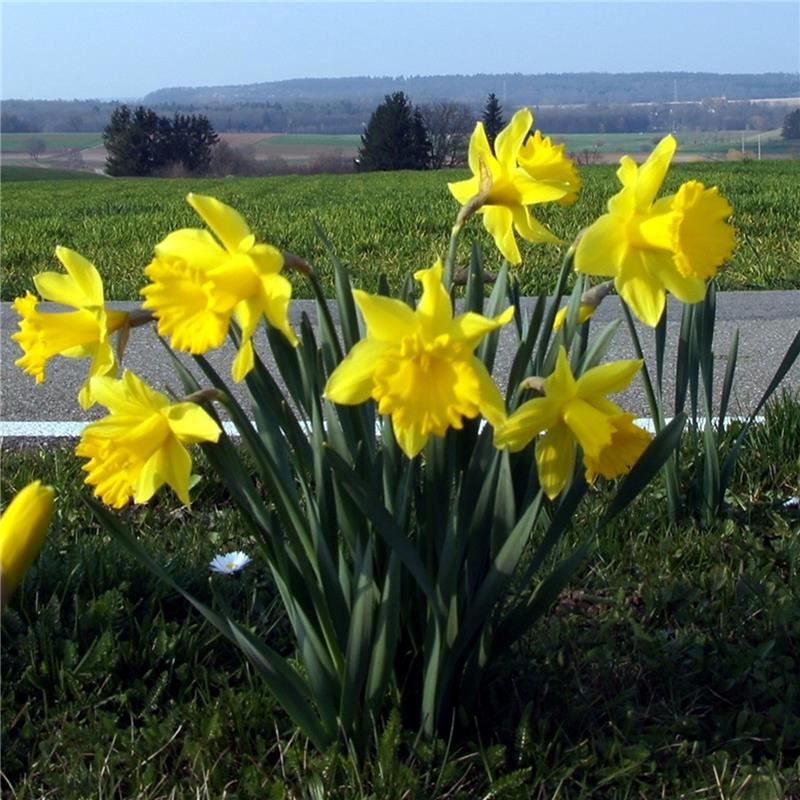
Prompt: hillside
<box><xmin>143</xmin><ymin>71</ymin><xmax>800</xmax><ymax>107</ymax></box>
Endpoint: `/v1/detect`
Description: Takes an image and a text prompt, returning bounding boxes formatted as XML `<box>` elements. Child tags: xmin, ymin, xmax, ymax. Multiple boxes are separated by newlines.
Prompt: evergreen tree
<box><xmin>781</xmin><ymin>108</ymin><xmax>800</xmax><ymax>140</ymax></box>
<box><xmin>103</xmin><ymin>105</ymin><xmax>218</xmax><ymax>176</ymax></box>
<box><xmin>358</xmin><ymin>92</ymin><xmax>430</xmax><ymax>171</ymax></box>
<box><xmin>103</xmin><ymin>106</ymin><xmax>166</xmax><ymax>176</ymax></box>
<box><xmin>482</xmin><ymin>93</ymin><xmax>505</xmax><ymax>153</ymax></box>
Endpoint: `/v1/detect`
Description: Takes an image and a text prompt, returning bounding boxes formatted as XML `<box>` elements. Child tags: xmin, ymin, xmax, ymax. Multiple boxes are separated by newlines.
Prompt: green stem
<box><xmin>443</xmin><ymin>223</ymin><xmax>462</xmax><ymax>290</ymax></box>
<box><xmin>621</xmin><ymin>303</ymin><xmax>682</xmax><ymax>522</ymax></box>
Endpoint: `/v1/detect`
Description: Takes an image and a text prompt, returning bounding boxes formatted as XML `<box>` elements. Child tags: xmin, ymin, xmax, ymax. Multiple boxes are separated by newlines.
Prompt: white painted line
<box><xmin>0</xmin><ymin>416</ymin><xmax>766</xmax><ymax>440</ymax></box>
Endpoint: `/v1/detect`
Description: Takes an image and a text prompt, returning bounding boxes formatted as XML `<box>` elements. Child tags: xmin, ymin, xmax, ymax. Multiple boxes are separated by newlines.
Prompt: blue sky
<box><xmin>2</xmin><ymin>1</ymin><xmax>799</xmax><ymax>100</ymax></box>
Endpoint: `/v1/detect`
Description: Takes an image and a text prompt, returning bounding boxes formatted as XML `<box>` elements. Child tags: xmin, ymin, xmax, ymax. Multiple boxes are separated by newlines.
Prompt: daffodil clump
<box><xmin>8</xmin><ymin>111</ymin><xmax>749</xmax><ymax>752</ymax></box>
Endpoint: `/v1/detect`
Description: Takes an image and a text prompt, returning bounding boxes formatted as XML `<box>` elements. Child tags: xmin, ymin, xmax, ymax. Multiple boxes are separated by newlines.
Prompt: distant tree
<box><xmin>420</xmin><ymin>101</ymin><xmax>473</xmax><ymax>168</ymax></box>
<box><xmin>482</xmin><ymin>93</ymin><xmax>505</xmax><ymax>152</ymax></box>
<box><xmin>26</xmin><ymin>137</ymin><xmax>47</xmax><ymax>161</ymax></box>
<box><xmin>103</xmin><ymin>105</ymin><xmax>167</xmax><ymax>176</ymax></box>
<box><xmin>357</xmin><ymin>92</ymin><xmax>430</xmax><ymax>171</ymax></box>
<box><xmin>103</xmin><ymin>105</ymin><xmax>218</xmax><ymax>176</ymax></box>
<box><xmin>781</xmin><ymin>108</ymin><xmax>800</xmax><ymax>140</ymax></box>
<box><xmin>411</xmin><ymin>107</ymin><xmax>432</xmax><ymax>169</ymax></box>
<box><xmin>165</xmin><ymin>113</ymin><xmax>219</xmax><ymax>172</ymax></box>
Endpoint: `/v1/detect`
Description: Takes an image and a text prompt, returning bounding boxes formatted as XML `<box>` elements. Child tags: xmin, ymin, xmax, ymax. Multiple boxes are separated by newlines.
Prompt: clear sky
<box><xmin>2</xmin><ymin>1</ymin><xmax>799</xmax><ymax>100</ymax></box>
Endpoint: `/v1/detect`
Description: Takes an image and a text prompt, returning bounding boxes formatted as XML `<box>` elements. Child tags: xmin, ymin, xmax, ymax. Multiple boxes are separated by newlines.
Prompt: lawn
<box><xmin>2</xmin><ymin>390</ymin><xmax>798</xmax><ymax>797</ymax></box>
<box><xmin>2</xmin><ymin>160</ymin><xmax>799</xmax><ymax>302</ymax></box>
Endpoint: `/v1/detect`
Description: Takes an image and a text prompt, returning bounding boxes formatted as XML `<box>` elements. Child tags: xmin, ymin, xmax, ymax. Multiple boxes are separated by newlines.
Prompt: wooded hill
<box><xmin>143</xmin><ymin>72</ymin><xmax>799</xmax><ymax>107</ymax></box>
<box><xmin>3</xmin><ymin>72</ymin><xmax>797</xmax><ymax>135</ymax></box>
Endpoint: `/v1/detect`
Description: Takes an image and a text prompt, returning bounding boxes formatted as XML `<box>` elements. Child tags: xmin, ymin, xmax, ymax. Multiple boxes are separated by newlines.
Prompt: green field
<box><xmin>2</xmin><ymin>161</ymin><xmax>799</xmax><ymax>302</ymax></box>
<box><xmin>0</xmin><ymin>132</ymin><xmax>103</xmax><ymax>152</ymax></box>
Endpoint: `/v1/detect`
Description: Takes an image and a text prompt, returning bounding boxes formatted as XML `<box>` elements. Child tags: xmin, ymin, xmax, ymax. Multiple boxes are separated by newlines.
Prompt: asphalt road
<box><xmin>2</xmin><ymin>292</ymin><xmax>799</xmax><ymax>436</ymax></box>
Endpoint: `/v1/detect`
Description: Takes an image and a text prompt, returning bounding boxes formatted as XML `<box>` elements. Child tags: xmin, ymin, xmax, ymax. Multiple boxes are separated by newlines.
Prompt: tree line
<box><xmin>84</xmin><ymin>98</ymin><xmax>800</xmax><ymax>178</ymax></box>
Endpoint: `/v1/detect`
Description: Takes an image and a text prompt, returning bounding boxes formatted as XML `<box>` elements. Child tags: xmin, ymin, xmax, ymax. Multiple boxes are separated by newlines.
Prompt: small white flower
<box><xmin>209</xmin><ymin>551</ymin><xmax>252</xmax><ymax>575</ymax></box>
<box><xmin>784</xmin><ymin>496</ymin><xmax>800</xmax><ymax>508</ymax></box>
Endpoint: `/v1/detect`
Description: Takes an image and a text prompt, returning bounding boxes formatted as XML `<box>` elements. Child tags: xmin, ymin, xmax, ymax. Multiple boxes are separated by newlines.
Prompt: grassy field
<box><xmin>2</xmin><ymin>160</ymin><xmax>799</xmax><ymax>302</ymax></box>
<box><xmin>1</xmin><ymin>132</ymin><xmax>104</xmax><ymax>152</ymax></box>
<box><xmin>0</xmin><ymin>165</ymin><xmax>108</xmax><ymax>182</ymax></box>
<box><xmin>2</xmin><ymin>391</ymin><xmax>798</xmax><ymax>798</ymax></box>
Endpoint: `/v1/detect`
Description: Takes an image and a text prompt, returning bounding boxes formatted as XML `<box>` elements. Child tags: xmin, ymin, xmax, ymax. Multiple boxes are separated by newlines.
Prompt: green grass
<box><xmin>1</xmin><ymin>132</ymin><xmax>104</xmax><ymax>152</ymax></box>
<box><xmin>2</xmin><ymin>392</ymin><xmax>799</xmax><ymax>798</ymax></box>
<box><xmin>2</xmin><ymin>160</ymin><xmax>799</xmax><ymax>302</ymax></box>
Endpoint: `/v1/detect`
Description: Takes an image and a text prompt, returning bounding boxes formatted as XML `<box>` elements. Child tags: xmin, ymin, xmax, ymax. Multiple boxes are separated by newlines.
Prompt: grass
<box><xmin>1</xmin><ymin>133</ymin><xmax>104</xmax><ymax>152</ymax></box>
<box><xmin>2</xmin><ymin>160</ymin><xmax>799</xmax><ymax>302</ymax></box>
<box><xmin>2</xmin><ymin>391</ymin><xmax>799</xmax><ymax>798</ymax></box>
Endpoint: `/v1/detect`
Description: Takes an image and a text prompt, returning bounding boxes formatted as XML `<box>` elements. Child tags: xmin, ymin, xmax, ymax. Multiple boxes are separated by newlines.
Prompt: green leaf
<box><xmin>326</xmin><ymin>447</ymin><xmax>439</xmax><ymax>611</ymax></box>
<box><xmin>339</xmin><ymin>540</ymin><xmax>376</xmax><ymax>735</ymax></box>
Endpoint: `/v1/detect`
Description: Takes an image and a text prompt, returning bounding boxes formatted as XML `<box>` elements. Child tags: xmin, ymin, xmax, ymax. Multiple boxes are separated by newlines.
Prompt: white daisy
<box><xmin>209</xmin><ymin>551</ymin><xmax>252</xmax><ymax>575</ymax></box>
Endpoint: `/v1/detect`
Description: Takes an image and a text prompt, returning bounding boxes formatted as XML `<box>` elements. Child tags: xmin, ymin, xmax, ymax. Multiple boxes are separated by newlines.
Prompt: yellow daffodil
<box><xmin>553</xmin><ymin>303</ymin><xmax>595</xmax><ymax>332</ymax></box>
<box><xmin>552</xmin><ymin>281</ymin><xmax>613</xmax><ymax>332</ymax></box>
<box><xmin>574</xmin><ymin>135</ymin><xmax>735</xmax><ymax>326</ymax></box>
<box><xmin>324</xmin><ymin>260</ymin><xmax>513</xmax><ymax>458</ymax></box>
<box><xmin>0</xmin><ymin>480</ymin><xmax>55</xmax><ymax>608</ymax></box>
<box><xmin>11</xmin><ymin>247</ymin><xmax>128</xmax><ymax>409</ymax></box>
<box><xmin>518</xmin><ymin>130</ymin><xmax>581</xmax><ymax>206</ymax></box>
<box><xmin>448</xmin><ymin>108</ymin><xmax>572</xmax><ymax>264</ymax></box>
<box><xmin>141</xmin><ymin>193</ymin><xmax>297</xmax><ymax>382</ymax></box>
<box><xmin>494</xmin><ymin>347</ymin><xmax>651</xmax><ymax>499</ymax></box>
<box><xmin>76</xmin><ymin>371</ymin><xmax>222</xmax><ymax>509</ymax></box>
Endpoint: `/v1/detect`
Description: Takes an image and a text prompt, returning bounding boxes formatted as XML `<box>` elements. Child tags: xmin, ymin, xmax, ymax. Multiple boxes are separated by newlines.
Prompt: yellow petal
<box><xmin>494</xmin><ymin>108</ymin><xmax>532</xmax><ymax>167</ymax></box>
<box><xmin>393</xmin><ymin>420</ymin><xmax>428</xmax><ymax>459</ymax></box>
<box><xmin>324</xmin><ymin>339</ymin><xmax>391</xmax><ymax>405</ymax></box>
<box><xmin>165</xmin><ymin>402</ymin><xmax>222</xmax><ymax>444</ymax></box>
<box><xmin>232</xmin><ymin>338</ymin><xmax>255</xmax><ymax>383</ymax></box>
<box><xmin>511</xmin><ymin>205</ymin><xmax>563</xmax><ymax>246</ymax></box>
<box><xmin>669</xmin><ymin>181</ymin><xmax>735</xmax><ymax>281</ymax></box>
<box><xmin>634</xmin><ymin>135</ymin><xmax>676</xmax><ymax>210</ymax></box>
<box><xmin>32</xmin><ymin>246</ymin><xmax>104</xmax><ymax>307</ymax></box>
<box><xmin>576</xmin><ymin>358</ymin><xmax>642</xmax><ymax>398</ymax></box>
<box><xmin>493</xmin><ymin>396</ymin><xmax>558</xmax><ymax>452</ymax></box>
<box><xmin>535</xmin><ymin>422</ymin><xmax>576</xmax><ymax>499</ymax></box>
<box><xmin>543</xmin><ymin>346</ymin><xmax>577</xmax><ymax>400</ymax></box>
<box><xmin>482</xmin><ymin>205</ymin><xmax>520</xmax><ymax>265</ymax></box>
<box><xmin>415</xmin><ymin>261</ymin><xmax>452</xmax><ymax>336</ymax></box>
<box><xmin>452</xmin><ymin>305</ymin><xmax>514</xmax><ymax>350</ymax></box>
<box><xmin>187</xmin><ymin>193</ymin><xmax>253</xmax><ymax>254</ymax></box>
<box><xmin>583</xmin><ymin>415</ymin><xmax>651</xmax><ymax>482</ymax></box>
<box><xmin>0</xmin><ymin>481</ymin><xmax>55</xmax><ymax>607</ymax></box>
<box><xmin>575</xmin><ymin>214</ymin><xmax>628</xmax><ymax>278</ymax></box>
<box><xmin>353</xmin><ymin>290</ymin><xmax>417</xmax><ymax>342</ymax></box>
<box><xmin>562</xmin><ymin>397</ymin><xmax>616</xmax><ymax>460</ymax></box>
<box><xmin>153</xmin><ymin>228</ymin><xmax>228</xmax><ymax>271</ymax></box>
<box><xmin>473</xmin><ymin>359</ymin><xmax>507</xmax><ymax>429</ymax></box>
<box><xmin>467</xmin><ymin>121</ymin><xmax>498</xmax><ymax>182</ymax></box>
<box><xmin>614</xmin><ymin>251</ymin><xmax>667</xmax><ymax>327</ymax></box>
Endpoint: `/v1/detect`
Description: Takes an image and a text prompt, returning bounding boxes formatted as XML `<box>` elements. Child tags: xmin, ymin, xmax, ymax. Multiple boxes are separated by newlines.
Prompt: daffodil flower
<box><xmin>76</xmin><ymin>371</ymin><xmax>222</xmax><ymax>509</ymax></box>
<box><xmin>517</xmin><ymin>129</ymin><xmax>581</xmax><ymax>206</ymax></box>
<box><xmin>12</xmin><ymin>247</ymin><xmax>128</xmax><ymax>409</ymax></box>
<box><xmin>574</xmin><ymin>135</ymin><xmax>735</xmax><ymax>326</ymax></box>
<box><xmin>494</xmin><ymin>347</ymin><xmax>651</xmax><ymax>499</ymax></box>
<box><xmin>448</xmin><ymin>108</ymin><xmax>572</xmax><ymax>264</ymax></box>
<box><xmin>324</xmin><ymin>260</ymin><xmax>513</xmax><ymax>458</ymax></box>
<box><xmin>141</xmin><ymin>194</ymin><xmax>297</xmax><ymax>382</ymax></box>
<box><xmin>0</xmin><ymin>480</ymin><xmax>55</xmax><ymax>608</ymax></box>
